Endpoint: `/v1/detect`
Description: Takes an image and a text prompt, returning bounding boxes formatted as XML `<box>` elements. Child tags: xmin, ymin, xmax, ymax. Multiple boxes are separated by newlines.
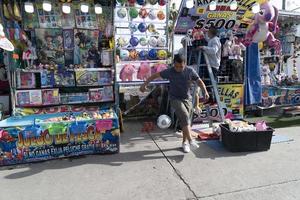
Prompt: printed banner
<box><xmin>259</xmin><ymin>86</ymin><xmax>300</xmax><ymax>108</ymax></box>
<box><xmin>194</xmin><ymin>84</ymin><xmax>244</xmax><ymax>121</ymax></box>
<box><xmin>175</xmin><ymin>0</ymin><xmax>264</xmax><ymax>34</ymax></box>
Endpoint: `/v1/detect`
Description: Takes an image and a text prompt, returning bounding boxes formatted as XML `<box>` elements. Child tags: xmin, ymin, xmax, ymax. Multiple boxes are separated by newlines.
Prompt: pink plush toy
<box><xmin>243</xmin><ymin>1</ymin><xmax>281</xmax><ymax>54</ymax></box>
<box><xmin>192</xmin><ymin>28</ymin><xmax>205</xmax><ymax>41</ymax></box>
<box><xmin>152</xmin><ymin>63</ymin><xmax>167</xmax><ymax>74</ymax></box>
<box><xmin>119</xmin><ymin>64</ymin><xmax>135</xmax><ymax>82</ymax></box>
<box><xmin>137</xmin><ymin>62</ymin><xmax>151</xmax><ymax>81</ymax></box>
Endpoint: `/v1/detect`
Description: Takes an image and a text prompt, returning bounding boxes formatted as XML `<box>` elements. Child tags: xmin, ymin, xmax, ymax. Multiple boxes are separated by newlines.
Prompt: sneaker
<box><xmin>182</xmin><ymin>143</ymin><xmax>190</xmax><ymax>153</ymax></box>
<box><xmin>189</xmin><ymin>140</ymin><xmax>199</xmax><ymax>148</ymax></box>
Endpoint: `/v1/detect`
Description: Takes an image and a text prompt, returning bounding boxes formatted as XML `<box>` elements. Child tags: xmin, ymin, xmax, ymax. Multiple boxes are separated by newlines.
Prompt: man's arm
<box><xmin>140</xmin><ymin>73</ymin><xmax>161</xmax><ymax>92</ymax></box>
<box><xmin>202</xmin><ymin>40</ymin><xmax>219</xmax><ymax>55</ymax></box>
<box><xmin>196</xmin><ymin>78</ymin><xmax>210</xmax><ymax>100</ymax></box>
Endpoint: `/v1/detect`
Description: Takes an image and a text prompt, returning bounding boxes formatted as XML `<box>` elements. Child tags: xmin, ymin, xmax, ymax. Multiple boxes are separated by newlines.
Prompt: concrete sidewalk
<box><xmin>0</xmin><ymin>121</ymin><xmax>299</xmax><ymax>200</ymax></box>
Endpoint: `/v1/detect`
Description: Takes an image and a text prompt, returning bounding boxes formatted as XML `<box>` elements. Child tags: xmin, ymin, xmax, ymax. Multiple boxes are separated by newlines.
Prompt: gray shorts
<box><xmin>171</xmin><ymin>99</ymin><xmax>192</xmax><ymax>128</ymax></box>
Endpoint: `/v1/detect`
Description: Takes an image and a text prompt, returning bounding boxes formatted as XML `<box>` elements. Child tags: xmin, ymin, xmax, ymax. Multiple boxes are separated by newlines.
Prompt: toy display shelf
<box><xmin>116</xmin><ymin>60</ymin><xmax>167</xmax><ymax>64</ymax></box>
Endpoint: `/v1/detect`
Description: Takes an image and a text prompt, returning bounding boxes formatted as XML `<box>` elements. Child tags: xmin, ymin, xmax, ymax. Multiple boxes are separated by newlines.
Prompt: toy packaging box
<box><xmin>75</xmin><ymin>70</ymin><xmax>99</xmax><ymax>86</ymax></box>
<box><xmin>89</xmin><ymin>86</ymin><xmax>114</xmax><ymax>102</ymax></box>
<box><xmin>41</xmin><ymin>70</ymin><xmax>55</xmax><ymax>88</ymax></box>
<box><xmin>42</xmin><ymin>89</ymin><xmax>60</xmax><ymax>105</ymax></box>
<box><xmin>54</xmin><ymin>71</ymin><xmax>75</xmax><ymax>87</ymax></box>
<box><xmin>60</xmin><ymin>93</ymin><xmax>89</xmax><ymax>104</ymax></box>
<box><xmin>0</xmin><ymin>110</ymin><xmax>120</xmax><ymax>166</ymax></box>
<box><xmin>16</xmin><ymin>90</ymin><xmax>43</xmax><ymax>106</ymax></box>
<box><xmin>17</xmin><ymin>71</ymin><xmax>36</xmax><ymax>89</ymax></box>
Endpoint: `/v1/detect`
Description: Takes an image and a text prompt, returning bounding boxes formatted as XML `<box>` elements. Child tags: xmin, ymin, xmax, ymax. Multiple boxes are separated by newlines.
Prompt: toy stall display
<box><xmin>114</xmin><ymin>0</ymin><xmax>169</xmax><ymax>83</ymax></box>
<box><xmin>0</xmin><ymin>1</ymin><xmax>120</xmax><ymax>166</ymax></box>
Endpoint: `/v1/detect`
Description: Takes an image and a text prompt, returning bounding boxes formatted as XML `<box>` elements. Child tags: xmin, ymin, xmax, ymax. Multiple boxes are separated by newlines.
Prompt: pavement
<box><xmin>0</xmin><ymin>120</ymin><xmax>300</xmax><ymax>200</ymax></box>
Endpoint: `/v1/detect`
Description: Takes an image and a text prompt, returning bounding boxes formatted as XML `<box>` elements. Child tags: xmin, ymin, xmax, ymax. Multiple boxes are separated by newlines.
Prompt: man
<box><xmin>140</xmin><ymin>54</ymin><xmax>210</xmax><ymax>153</ymax></box>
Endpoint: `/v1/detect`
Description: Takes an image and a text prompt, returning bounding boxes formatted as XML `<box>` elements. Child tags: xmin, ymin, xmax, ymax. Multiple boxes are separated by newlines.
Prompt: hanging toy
<box><xmin>157</xmin><ymin>50</ymin><xmax>167</xmax><ymax>60</ymax></box>
<box><xmin>185</xmin><ymin>29</ymin><xmax>194</xmax><ymax>47</ymax></box>
<box><xmin>137</xmin><ymin>0</ymin><xmax>146</xmax><ymax>5</ymax></box>
<box><xmin>138</xmin><ymin>22</ymin><xmax>147</xmax><ymax>32</ymax></box>
<box><xmin>139</xmin><ymin>7</ymin><xmax>148</xmax><ymax>18</ymax></box>
<box><xmin>158</xmin><ymin>0</ymin><xmax>167</xmax><ymax>6</ymax></box>
<box><xmin>243</xmin><ymin>1</ymin><xmax>281</xmax><ymax>54</ymax></box>
<box><xmin>148</xmin><ymin>49</ymin><xmax>157</xmax><ymax>60</ymax></box>
<box><xmin>129</xmin><ymin>50</ymin><xmax>139</xmax><ymax>60</ymax></box>
<box><xmin>129</xmin><ymin>23</ymin><xmax>138</xmax><ymax>32</ymax></box>
<box><xmin>157</xmin><ymin>10</ymin><xmax>165</xmax><ymax>20</ymax></box>
<box><xmin>129</xmin><ymin>8</ymin><xmax>139</xmax><ymax>19</ymax></box>
<box><xmin>128</xmin><ymin>0</ymin><xmax>136</xmax><ymax>6</ymax></box>
<box><xmin>147</xmin><ymin>23</ymin><xmax>156</xmax><ymax>33</ymax></box>
<box><xmin>157</xmin><ymin>37</ymin><xmax>166</xmax><ymax>47</ymax></box>
<box><xmin>117</xmin><ymin>8</ymin><xmax>127</xmax><ymax>18</ymax></box>
<box><xmin>148</xmin><ymin>9</ymin><xmax>157</xmax><ymax>20</ymax></box>
<box><xmin>120</xmin><ymin>50</ymin><xmax>129</xmax><ymax>60</ymax></box>
<box><xmin>152</xmin><ymin>63</ymin><xmax>167</xmax><ymax>73</ymax></box>
<box><xmin>129</xmin><ymin>36</ymin><xmax>139</xmax><ymax>47</ymax></box>
<box><xmin>139</xmin><ymin>37</ymin><xmax>148</xmax><ymax>46</ymax></box>
<box><xmin>148</xmin><ymin>0</ymin><xmax>158</xmax><ymax>5</ymax></box>
<box><xmin>137</xmin><ymin>62</ymin><xmax>151</xmax><ymax>81</ymax></box>
<box><xmin>117</xmin><ymin>37</ymin><xmax>128</xmax><ymax>47</ymax></box>
<box><xmin>119</xmin><ymin>64</ymin><xmax>136</xmax><ymax>82</ymax></box>
<box><xmin>148</xmin><ymin>37</ymin><xmax>157</xmax><ymax>47</ymax></box>
<box><xmin>139</xmin><ymin>50</ymin><xmax>148</xmax><ymax>60</ymax></box>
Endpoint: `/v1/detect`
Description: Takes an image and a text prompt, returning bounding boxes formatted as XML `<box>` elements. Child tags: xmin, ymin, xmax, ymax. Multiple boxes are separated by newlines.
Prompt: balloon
<box><xmin>148</xmin><ymin>9</ymin><xmax>157</xmax><ymax>20</ymax></box>
<box><xmin>136</xmin><ymin>0</ymin><xmax>146</xmax><ymax>5</ymax></box>
<box><xmin>139</xmin><ymin>7</ymin><xmax>148</xmax><ymax>18</ymax></box>
<box><xmin>139</xmin><ymin>37</ymin><xmax>148</xmax><ymax>46</ymax></box>
<box><xmin>139</xmin><ymin>50</ymin><xmax>148</xmax><ymax>60</ymax></box>
<box><xmin>148</xmin><ymin>0</ymin><xmax>158</xmax><ymax>5</ymax></box>
<box><xmin>138</xmin><ymin>22</ymin><xmax>147</xmax><ymax>32</ymax></box>
<box><xmin>258</xmin><ymin>42</ymin><xmax>264</xmax><ymax>50</ymax></box>
<box><xmin>129</xmin><ymin>37</ymin><xmax>139</xmax><ymax>47</ymax></box>
<box><xmin>157</xmin><ymin>50</ymin><xmax>167</xmax><ymax>59</ymax></box>
<box><xmin>157</xmin><ymin>10</ymin><xmax>165</xmax><ymax>20</ymax></box>
<box><xmin>148</xmin><ymin>49</ymin><xmax>157</xmax><ymax>59</ymax></box>
<box><xmin>157</xmin><ymin>37</ymin><xmax>166</xmax><ymax>47</ymax></box>
<box><xmin>117</xmin><ymin>8</ymin><xmax>127</xmax><ymax>18</ymax></box>
<box><xmin>147</xmin><ymin>23</ymin><xmax>156</xmax><ymax>33</ymax></box>
<box><xmin>129</xmin><ymin>8</ymin><xmax>139</xmax><ymax>18</ymax></box>
<box><xmin>128</xmin><ymin>23</ymin><xmax>138</xmax><ymax>32</ymax></box>
<box><xmin>148</xmin><ymin>37</ymin><xmax>157</xmax><ymax>47</ymax></box>
<box><xmin>129</xmin><ymin>50</ymin><xmax>139</xmax><ymax>60</ymax></box>
<box><xmin>157</xmin><ymin>115</ymin><xmax>171</xmax><ymax>129</ymax></box>
<box><xmin>120</xmin><ymin>50</ymin><xmax>129</xmax><ymax>60</ymax></box>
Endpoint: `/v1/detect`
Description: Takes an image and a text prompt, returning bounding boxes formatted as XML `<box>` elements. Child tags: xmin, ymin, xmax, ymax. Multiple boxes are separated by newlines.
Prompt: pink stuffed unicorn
<box><xmin>137</xmin><ymin>62</ymin><xmax>151</xmax><ymax>81</ymax></box>
<box><xmin>243</xmin><ymin>1</ymin><xmax>281</xmax><ymax>54</ymax></box>
<box><xmin>119</xmin><ymin>64</ymin><xmax>135</xmax><ymax>82</ymax></box>
<box><xmin>152</xmin><ymin>63</ymin><xmax>167</xmax><ymax>75</ymax></box>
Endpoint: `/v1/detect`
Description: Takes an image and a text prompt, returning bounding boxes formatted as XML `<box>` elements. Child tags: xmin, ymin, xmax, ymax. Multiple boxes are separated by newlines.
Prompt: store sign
<box><xmin>259</xmin><ymin>86</ymin><xmax>300</xmax><ymax>108</ymax></box>
<box><xmin>194</xmin><ymin>84</ymin><xmax>244</xmax><ymax>122</ymax></box>
<box><xmin>175</xmin><ymin>0</ymin><xmax>261</xmax><ymax>34</ymax></box>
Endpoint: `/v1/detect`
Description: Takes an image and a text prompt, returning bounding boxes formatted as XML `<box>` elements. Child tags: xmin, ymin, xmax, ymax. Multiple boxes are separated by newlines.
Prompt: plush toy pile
<box><xmin>224</xmin><ymin>119</ymin><xmax>268</xmax><ymax>133</ymax></box>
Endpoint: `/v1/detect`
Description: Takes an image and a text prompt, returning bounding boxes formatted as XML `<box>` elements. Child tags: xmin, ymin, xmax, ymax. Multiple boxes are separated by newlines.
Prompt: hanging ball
<box><xmin>148</xmin><ymin>0</ymin><xmax>158</xmax><ymax>5</ymax></box>
<box><xmin>139</xmin><ymin>7</ymin><xmax>148</xmax><ymax>18</ymax></box>
<box><xmin>157</xmin><ymin>37</ymin><xmax>166</xmax><ymax>47</ymax></box>
<box><xmin>148</xmin><ymin>37</ymin><xmax>157</xmax><ymax>47</ymax></box>
<box><xmin>138</xmin><ymin>22</ymin><xmax>148</xmax><ymax>32</ymax></box>
<box><xmin>128</xmin><ymin>23</ymin><xmax>138</xmax><ymax>32</ymax></box>
<box><xmin>129</xmin><ymin>8</ymin><xmax>139</xmax><ymax>19</ymax></box>
<box><xmin>117</xmin><ymin>8</ymin><xmax>127</xmax><ymax>18</ymax></box>
<box><xmin>129</xmin><ymin>50</ymin><xmax>139</xmax><ymax>60</ymax></box>
<box><xmin>129</xmin><ymin>36</ymin><xmax>139</xmax><ymax>47</ymax></box>
<box><xmin>117</xmin><ymin>37</ymin><xmax>128</xmax><ymax>47</ymax></box>
<box><xmin>120</xmin><ymin>50</ymin><xmax>129</xmax><ymax>60</ymax></box>
<box><xmin>157</xmin><ymin>114</ymin><xmax>171</xmax><ymax>129</ymax></box>
<box><xmin>139</xmin><ymin>50</ymin><xmax>148</xmax><ymax>60</ymax></box>
<box><xmin>158</xmin><ymin>0</ymin><xmax>166</xmax><ymax>6</ymax></box>
<box><xmin>147</xmin><ymin>23</ymin><xmax>156</xmax><ymax>33</ymax></box>
<box><xmin>128</xmin><ymin>0</ymin><xmax>136</xmax><ymax>6</ymax></box>
<box><xmin>157</xmin><ymin>10</ymin><xmax>165</xmax><ymax>20</ymax></box>
<box><xmin>148</xmin><ymin>49</ymin><xmax>157</xmax><ymax>59</ymax></box>
<box><xmin>136</xmin><ymin>0</ymin><xmax>146</xmax><ymax>5</ymax></box>
<box><xmin>157</xmin><ymin>50</ymin><xmax>167</xmax><ymax>59</ymax></box>
<box><xmin>148</xmin><ymin>9</ymin><xmax>157</xmax><ymax>20</ymax></box>
<box><xmin>139</xmin><ymin>37</ymin><xmax>148</xmax><ymax>46</ymax></box>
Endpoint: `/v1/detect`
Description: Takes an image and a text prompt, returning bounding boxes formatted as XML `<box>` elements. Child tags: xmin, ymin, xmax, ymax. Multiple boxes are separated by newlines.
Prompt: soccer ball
<box><xmin>157</xmin><ymin>115</ymin><xmax>171</xmax><ymax>129</ymax></box>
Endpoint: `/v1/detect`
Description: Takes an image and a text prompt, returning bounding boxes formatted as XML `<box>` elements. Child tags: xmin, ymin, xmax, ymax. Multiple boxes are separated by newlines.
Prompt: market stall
<box><xmin>0</xmin><ymin>0</ymin><xmax>120</xmax><ymax>166</ymax></box>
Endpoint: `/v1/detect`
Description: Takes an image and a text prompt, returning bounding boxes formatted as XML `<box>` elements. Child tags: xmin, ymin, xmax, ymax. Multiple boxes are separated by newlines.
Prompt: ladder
<box><xmin>188</xmin><ymin>49</ymin><xmax>225</xmax><ymax>127</ymax></box>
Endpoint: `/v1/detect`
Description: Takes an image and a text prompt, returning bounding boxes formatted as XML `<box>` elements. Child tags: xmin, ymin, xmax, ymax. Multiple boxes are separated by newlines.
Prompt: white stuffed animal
<box><xmin>261</xmin><ymin>65</ymin><xmax>271</xmax><ymax>85</ymax></box>
<box><xmin>185</xmin><ymin>29</ymin><xmax>194</xmax><ymax>47</ymax></box>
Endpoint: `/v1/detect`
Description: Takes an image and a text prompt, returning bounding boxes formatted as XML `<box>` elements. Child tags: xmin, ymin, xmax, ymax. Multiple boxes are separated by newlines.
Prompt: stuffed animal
<box><xmin>243</xmin><ymin>0</ymin><xmax>281</xmax><ymax>54</ymax></box>
<box><xmin>119</xmin><ymin>64</ymin><xmax>135</xmax><ymax>82</ymax></box>
<box><xmin>152</xmin><ymin>63</ymin><xmax>167</xmax><ymax>74</ymax></box>
<box><xmin>137</xmin><ymin>62</ymin><xmax>151</xmax><ymax>81</ymax></box>
<box><xmin>192</xmin><ymin>28</ymin><xmax>204</xmax><ymax>41</ymax></box>
<box><xmin>184</xmin><ymin>29</ymin><xmax>193</xmax><ymax>47</ymax></box>
<box><xmin>230</xmin><ymin>37</ymin><xmax>246</xmax><ymax>60</ymax></box>
<box><xmin>261</xmin><ymin>64</ymin><xmax>271</xmax><ymax>85</ymax></box>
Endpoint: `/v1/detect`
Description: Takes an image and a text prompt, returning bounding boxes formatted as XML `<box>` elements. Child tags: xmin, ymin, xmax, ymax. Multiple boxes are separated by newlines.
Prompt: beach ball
<box><xmin>117</xmin><ymin>0</ymin><xmax>127</xmax><ymax>4</ymax></box>
<box><xmin>148</xmin><ymin>49</ymin><xmax>157</xmax><ymax>59</ymax></box>
<box><xmin>117</xmin><ymin>37</ymin><xmax>128</xmax><ymax>47</ymax></box>
<box><xmin>128</xmin><ymin>23</ymin><xmax>138</xmax><ymax>32</ymax></box>
<box><xmin>137</xmin><ymin>0</ymin><xmax>146</xmax><ymax>5</ymax></box>
<box><xmin>148</xmin><ymin>0</ymin><xmax>158</xmax><ymax>5</ymax></box>
<box><xmin>157</xmin><ymin>37</ymin><xmax>166</xmax><ymax>47</ymax></box>
<box><xmin>120</xmin><ymin>50</ymin><xmax>129</xmax><ymax>60</ymax></box>
<box><xmin>157</xmin><ymin>115</ymin><xmax>171</xmax><ymax>129</ymax></box>
<box><xmin>129</xmin><ymin>50</ymin><xmax>139</xmax><ymax>60</ymax></box>
<box><xmin>158</xmin><ymin>0</ymin><xmax>166</xmax><ymax>6</ymax></box>
<box><xmin>117</xmin><ymin>8</ymin><xmax>127</xmax><ymax>18</ymax></box>
<box><xmin>147</xmin><ymin>23</ymin><xmax>156</xmax><ymax>33</ymax></box>
<box><xmin>139</xmin><ymin>37</ymin><xmax>148</xmax><ymax>46</ymax></box>
<box><xmin>139</xmin><ymin>50</ymin><xmax>148</xmax><ymax>60</ymax></box>
<box><xmin>129</xmin><ymin>8</ymin><xmax>139</xmax><ymax>18</ymax></box>
<box><xmin>139</xmin><ymin>7</ymin><xmax>148</xmax><ymax>18</ymax></box>
<box><xmin>157</xmin><ymin>50</ymin><xmax>167</xmax><ymax>59</ymax></box>
<box><xmin>138</xmin><ymin>22</ymin><xmax>147</xmax><ymax>32</ymax></box>
<box><xmin>129</xmin><ymin>36</ymin><xmax>139</xmax><ymax>47</ymax></box>
<box><xmin>157</xmin><ymin>10</ymin><xmax>165</xmax><ymax>20</ymax></box>
<box><xmin>148</xmin><ymin>9</ymin><xmax>157</xmax><ymax>20</ymax></box>
<box><xmin>148</xmin><ymin>37</ymin><xmax>157</xmax><ymax>47</ymax></box>
<box><xmin>128</xmin><ymin>0</ymin><xmax>136</xmax><ymax>6</ymax></box>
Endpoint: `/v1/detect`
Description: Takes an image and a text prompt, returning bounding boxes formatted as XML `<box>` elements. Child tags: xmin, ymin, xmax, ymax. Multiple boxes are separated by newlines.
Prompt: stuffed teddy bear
<box><xmin>261</xmin><ymin>64</ymin><xmax>271</xmax><ymax>85</ymax></box>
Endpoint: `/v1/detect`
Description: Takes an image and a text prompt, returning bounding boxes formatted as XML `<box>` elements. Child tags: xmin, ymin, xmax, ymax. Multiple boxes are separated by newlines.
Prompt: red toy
<box><xmin>152</xmin><ymin>63</ymin><xmax>167</xmax><ymax>74</ymax></box>
<box><xmin>137</xmin><ymin>62</ymin><xmax>151</xmax><ymax>81</ymax></box>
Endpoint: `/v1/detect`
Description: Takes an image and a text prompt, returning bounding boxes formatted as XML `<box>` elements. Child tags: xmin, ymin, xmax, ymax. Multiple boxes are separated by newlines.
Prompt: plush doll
<box><xmin>230</xmin><ymin>37</ymin><xmax>246</xmax><ymax>60</ymax></box>
<box><xmin>192</xmin><ymin>28</ymin><xmax>204</xmax><ymax>41</ymax></box>
<box><xmin>119</xmin><ymin>64</ymin><xmax>135</xmax><ymax>82</ymax></box>
<box><xmin>152</xmin><ymin>63</ymin><xmax>167</xmax><ymax>74</ymax></box>
<box><xmin>261</xmin><ymin>64</ymin><xmax>271</xmax><ymax>85</ymax></box>
<box><xmin>243</xmin><ymin>0</ymin><xmax>281</xmax><ymax>54</ymax></box>
<box><xmin>184</xmin><ymin>29</ymin><xmax>193</xmax><ymax>47</ymax></box>
<box><xmin>137</xmin><ymin>62</ymin><xmax>151</xmax><ymax>81</ymax></box>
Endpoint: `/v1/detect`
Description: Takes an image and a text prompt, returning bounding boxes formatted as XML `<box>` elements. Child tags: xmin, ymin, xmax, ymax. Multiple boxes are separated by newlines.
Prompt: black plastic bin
<box><xmin>220</xmin><ymin>123</ymin><xmax>274</xmax><ymax>152</ymax></box>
